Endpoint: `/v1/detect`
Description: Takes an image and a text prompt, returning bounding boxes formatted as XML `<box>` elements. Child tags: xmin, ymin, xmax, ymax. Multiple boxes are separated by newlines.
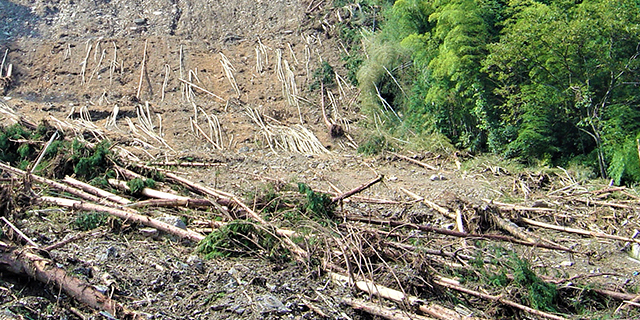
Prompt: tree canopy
<box><xmin>357</xmin><ymin>0</ymin><xmax>640</xmax><ymax>183</ymax></box>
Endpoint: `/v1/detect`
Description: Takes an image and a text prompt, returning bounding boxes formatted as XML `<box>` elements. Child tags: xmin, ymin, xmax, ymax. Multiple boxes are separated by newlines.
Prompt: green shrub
<box><xmin>126</xmin><ymin>178</ymin><xmax>156</xmax><ymax>195</ymax></box>
<box><xmin>298</xmin><ymin>183</ymin><xmax>334</xmax><ymax>220</ymax></box>
<box><xmin>197</xmin><ymin>220</ymin><xmax>289</xmax><ymax>262</ymax></box>
<box><xmin>310</xmin><ymin>62</ymin><xmax>335</xmax><ymax>91</ymax></box>
<box><xmin>72</xmin><ymin>140</ymin><xmax>112</xmax><ymax>180</ymax></box>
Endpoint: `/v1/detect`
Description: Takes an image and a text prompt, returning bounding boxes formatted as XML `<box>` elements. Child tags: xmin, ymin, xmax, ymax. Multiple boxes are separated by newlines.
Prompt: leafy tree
<box><xmin>357</xmin><ymin>0</ymin><xmax>640</xmax><ymax>183</ymax></box>
<box><xmin>485</xmin><ymin>0</ymin><xmax>640</xmax><ymax>175</ymax></box>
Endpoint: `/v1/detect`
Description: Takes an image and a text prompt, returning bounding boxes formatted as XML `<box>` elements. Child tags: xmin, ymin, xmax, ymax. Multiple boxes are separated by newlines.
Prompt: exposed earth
<box><xmin>1</xmin><ymin>0</ymin><xmax>640</xmax><ymax>319</ymax></box>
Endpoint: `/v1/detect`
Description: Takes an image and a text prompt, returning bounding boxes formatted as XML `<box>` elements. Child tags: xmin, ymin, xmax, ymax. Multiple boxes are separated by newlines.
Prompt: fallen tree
<box><xmin>0</xmin><ymin>243</ymin><xmax>140</xmax><ymax>319</ymax></box>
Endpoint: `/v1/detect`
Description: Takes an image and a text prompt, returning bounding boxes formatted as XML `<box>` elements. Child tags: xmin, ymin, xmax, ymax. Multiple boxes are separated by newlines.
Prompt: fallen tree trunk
<box><xmin>108</xmin><ymin>179</ymin><xmax>191</xmax><ymax>201</ymax></box>
<box><xmin>332</xmin><ymin>175</ymin><xmax>383</xmax><ymax>203</ymax></box>
<box><xmin>341</xmin><ymin>297</ymin><xmax>437</xmax><ymax>320</ymax></box>
<box><xmin>64</xmin><ymin>176</ymin><xmax>131</xmax><ymax>205</ymax></box>
<box><xmin>41</xmin><ymin>196</ymin><xmax>205</xmax><ymax>242</ymax></box>
<box><xmin>127</xmin><ymin>198</ymin><xmax>214</xmax><ymax>208</ymax></box>
<box><xmin>0</xmin><ymin>246</ymin><xmax>139</xmax><ymax>319</ymax></box>
<box><xmin>0</xmin><ymin>162</ymin><xmax>117</xmax><ymax>206</ymax></box>
<box><xmin>344</xmin><ymin>215</ymin><xmax>576</xmax><ymax>253</ymax></box>
<box><xmin>330</xmin><ymin>272</ymin><xmax>482</xmax><ymax>320</ymax></box>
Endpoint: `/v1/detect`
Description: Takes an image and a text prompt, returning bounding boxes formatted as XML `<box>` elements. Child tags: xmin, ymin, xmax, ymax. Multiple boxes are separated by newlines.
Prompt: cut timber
<box><xmin>433</xmin><ymin>276</ymin><xmax>568</xmax><ymax>320</ymax></box>
<box><xmin>330</xmin><ymin>272</ymin><xmax>482</xmax><ymax>320</ymax></box>
<box><xmin>41</xmin><ymin>197</ymin><xmax>205</xmax><ymax>242</ymax></box>
<box><xmin>388</xmin><ymin>151</ymin><xmax>437</xmax><ymax>170</ymax></box>
<box><xmin>1</xmin><ymin>217</ymin><xmax>38</xmax><ymax>247</ymax></box>
<box><xmin>342</xmin><ymin>297</ymin><xmax>437</xmax><ymax>320</ymax></box>
<box><xmin>484</xmin><ymin>199</ymin><xmax>557</xmax><ymax>213</ymax></box>
<box><xmin>401</xmin><ymin>188</ymin><xmax>455</xmax><ymax>220</ymax></box>
<box><xmin>64</xmin><ymin>176</ymin><xmax>131</xmax><ymax>205</ymax></box>
<box><xmin>128</xmin><ymin>198</ymin><xmax>214</xmax><ymax>208</ymax></box>
<box><xmin>108</xmin><ymin>179</ymin><xmax>190</xmax><ymax>201</ymax></box>
<box><xmin>345</xmin><ymin>215</ymin><xmax>576</xmax><ymax>253</ymax></box>
<box><xmin>147</xmin><ymin>161</ymin><xmax>227</xmax><ymax>167</ymax></box>
<box><xmin>0</xmin><ymin>247</ymin><xmax>139</xmax><ymax>319</ymax></box>
<box><xmin>332</xmin><ymin>175</ymin><xmax>383</xmax><ymax>203</ymax></box>
<box><xmin>518</xmin><ymin>217</ymin><xmax>640</xmax><ymax>244</ymax></box>
<box><xmin>490</xmin><ymin>214</ymin><xmax>539</xmax><ymax>244</ymax></box>
<box><xmin>0</xmin><ymin>162</ymin><xmax>119</xmax><ymax>207</ymax></box>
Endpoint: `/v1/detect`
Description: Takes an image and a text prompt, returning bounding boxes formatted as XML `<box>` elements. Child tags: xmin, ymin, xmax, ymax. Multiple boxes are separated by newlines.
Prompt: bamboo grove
<box><xmin>347</xmin><ymin>0</ymin><xmax>640</xmax><ymax>184</ymax></box>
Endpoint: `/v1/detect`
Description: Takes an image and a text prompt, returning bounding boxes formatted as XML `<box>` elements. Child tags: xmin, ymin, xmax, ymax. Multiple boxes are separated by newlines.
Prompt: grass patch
<box><xmin>357</xmin><ymin>133</ymin><xmax>391</xmax><ymax>155</ymax></box>
<box><xmin>310</xmin><ymin>61</ymin><xmax>335</xmax><ymax>91</ymax></box>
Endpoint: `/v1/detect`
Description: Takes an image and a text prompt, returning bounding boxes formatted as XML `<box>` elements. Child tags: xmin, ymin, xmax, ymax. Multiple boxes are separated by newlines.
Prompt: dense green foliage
<box><xmin>126</xmin><ymin>178</ymin><xmax>156</xmax><ymax>195</ymax></box>
<box><xmin>0</xmin><ymin>123</ymin><xmax>115</xmax><ymax>180</ymax></box>
<box><xmin>353</xmin><ymin>0</ymin><xmax>640</xmax><ymax>183</ymax></box>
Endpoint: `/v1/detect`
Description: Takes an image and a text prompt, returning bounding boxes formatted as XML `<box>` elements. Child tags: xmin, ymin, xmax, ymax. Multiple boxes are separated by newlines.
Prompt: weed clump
<box><xmin>71</xmin><ymin>140</ymin><xmax>112</xmax><ymax>180</ymax></box>
<box><xmin>310</xmin><ymin>62</ymin><xmax>335</xmax><ymax>91</ymax></box>
<box><xmin>74</xmin><ymin>211</ymin><xmax>109</xmax><ymax>231</ymax></box>
<box><xmin>511</xmin><ymin>256</ymin><xmax>558</xmax><ymax>312</ymax></box>
<box><xmin>197</xmin><ymin>220</ymin><xmax>289</xmax><ymax>262</ymax></box>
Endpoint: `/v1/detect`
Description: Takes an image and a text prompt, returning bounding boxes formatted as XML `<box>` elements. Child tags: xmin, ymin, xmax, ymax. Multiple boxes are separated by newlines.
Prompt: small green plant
<box><xmin>197</xmin><ymin>220</ymin><xmax>289</xmax><ymax>262</ymax></box>
<box><xmin>310</xmin><ymin>62</ymin><xmax>335</xmax><ymax>91</ymax></box>
<box><xmin>298</xmin><ymin>183</ymin><xmax>334</xmax><ymax>220</ymax></box>
<box><xmin>74</xmin><ymin>211</ymin><xmax>109</xmax><ymax>231</ymax></box>
<box><xmin>126</xmin><ymin>178</ymin><xmax>156</xmax><ymax>195</ymax></box>
<box><xmin>510</xmin><ymin>255</ymin><xmax>558</xmax><ymax>312</ymax></box>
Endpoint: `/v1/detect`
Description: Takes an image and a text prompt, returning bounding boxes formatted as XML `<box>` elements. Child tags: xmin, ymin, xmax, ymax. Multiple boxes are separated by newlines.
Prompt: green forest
<box><xmin>341</xmin><ymin>0</ymin><xmax>640</xmax><ymax>184</ymax></box>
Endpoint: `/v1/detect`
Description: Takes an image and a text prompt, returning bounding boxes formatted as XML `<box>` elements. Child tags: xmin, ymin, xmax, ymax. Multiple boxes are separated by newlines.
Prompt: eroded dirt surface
<box><xmin>2</xmin><ymin>0</ymin><xmax>640</xmax><ymax>319</ymax></box>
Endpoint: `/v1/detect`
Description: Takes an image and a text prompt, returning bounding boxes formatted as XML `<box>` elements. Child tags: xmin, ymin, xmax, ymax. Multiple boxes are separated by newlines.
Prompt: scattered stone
<box><xmin>134</xmin><ymin>18</ymin><xmax>147</xmax><ymax>25</ymax></box>
<box><xmin>256</xmin><ymin>294</ymin><xmax>290</xmax><ymax>314</ymax></box>
<box><xmin>157</xmin><ymin>215</ymin><xmax>187</xmax><ymax>229</ymax></box>
<box><xmin>559</xmin><ymin>261</ymin><xmax>574</xmax><ymax>267</ymax></box>
<box><xmin>430</xmin><ymin>174</ymin><xmax>447</xmax><ymax>181</ymax></box>
<box><xmin>139</xmin><ymin>227</ymin><xmax>159</xmax><ymax>237</ymax></box>
<box><xmin>93</xmin><ymin>285</ymin><xmax>109</xmax><ymax>294</ymax></box>
<box><xmin>98</xmin><ymin>246</ymin><xmax>118</xmax><ymax>261</ymax></box>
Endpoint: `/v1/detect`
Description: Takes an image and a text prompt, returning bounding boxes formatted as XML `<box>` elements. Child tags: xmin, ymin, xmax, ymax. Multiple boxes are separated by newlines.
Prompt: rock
<box><xmin>134</xmin><ymin>18</ymin><xmax>147</xmax><ymax>25</ymax></box>
<box><xmin>256</xmin><ymin>294</ymin><xmax>290</xmax><ymax>314</ymax></box>
<box><xmin>139</xmin><ymin>227</ymin><xmax>159</xmax><ymax>237</ymax></box>
<box><xmin>430</xmin><ymin>174</ymin><xmax>447</xmax><ymax>181</ymax></box>
<box><xmin>559</xmin><ymin>261</ymin><xmax>574</xmax><ymax>267</ymax></box>
<box><xmin>157</xmin><ymin>215</ymin><xmax>187</xmax><ymax>229</ymax></box>
<box><xmin>93</xmin><ymin>285</ymin><xmax>109</xmax><ymax>294</ymax></box>
<box><xmin>98</xmin><ymin>246</ymin><xmax>118</xmax><ymax>261</ymax></box>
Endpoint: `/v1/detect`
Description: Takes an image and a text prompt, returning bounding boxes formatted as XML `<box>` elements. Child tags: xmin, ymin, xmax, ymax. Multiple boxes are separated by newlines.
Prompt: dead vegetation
<box><xmin>0</xmin><ymin>120</ymin><xmax>640</xmax><ymax>319</ymax></box>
